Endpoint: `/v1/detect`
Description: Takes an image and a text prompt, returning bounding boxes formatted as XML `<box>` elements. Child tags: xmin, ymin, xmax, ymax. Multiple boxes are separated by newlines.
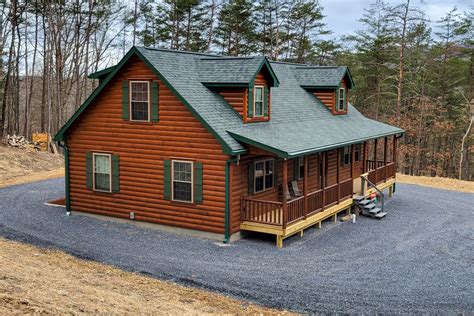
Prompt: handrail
<box><xmin>361</xmin><ymin>175</ymin><xmax>384</xmax><ymax>213</ymax></box>
<box><xmin>242</xmin><ymin>197</ymin><xmax>283</xmax><ymax>205</ymax></box>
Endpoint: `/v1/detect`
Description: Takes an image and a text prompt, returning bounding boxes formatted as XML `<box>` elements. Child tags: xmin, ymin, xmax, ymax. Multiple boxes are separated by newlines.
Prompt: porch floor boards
<box><xmin>240</xmin><ymin>177</ymin><xmax>396</xmax><ymax>248</ymax></box>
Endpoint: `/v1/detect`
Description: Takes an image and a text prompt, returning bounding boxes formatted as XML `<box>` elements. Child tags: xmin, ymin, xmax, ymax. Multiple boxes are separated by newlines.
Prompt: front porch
<box><xmin>239</xmin><ymin>136</ymin><xmax>399</xmax><ymax>248</ymax></box>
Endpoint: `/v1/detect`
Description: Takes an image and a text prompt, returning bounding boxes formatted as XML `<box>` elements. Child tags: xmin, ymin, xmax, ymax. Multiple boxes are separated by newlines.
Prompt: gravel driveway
<box><xmin>1</xmin><ymin>179</ymin><xmax>473</xmax><ymax>313</ymax></box>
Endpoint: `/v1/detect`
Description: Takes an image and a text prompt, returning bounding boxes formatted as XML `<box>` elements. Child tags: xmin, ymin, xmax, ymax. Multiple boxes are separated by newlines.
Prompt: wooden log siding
<box><xmin>313</xmin><ymin>89</ymin><xmax>335</xmax><ymax>110</ymax></box>
<box><xmin>217</xmin><ymin>88</ymin><xmax>246</xmax><ymax>117</ymax></box>
<box><xmin>67</xmin><ymin>56</ymin><xmax>229</xmax><ymax>234</ymax></box>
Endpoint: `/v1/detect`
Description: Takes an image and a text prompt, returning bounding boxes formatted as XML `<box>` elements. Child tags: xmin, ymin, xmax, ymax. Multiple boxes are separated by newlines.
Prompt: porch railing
<box><xmin>241</xmin><ymin>178</ymin><xmax>355</xmax><ymax>227</ymax></box>
<box><xmin>241</xmin><ymin>198</ymin><xmax>283</xmax><ymax>226</ymax></box>
<box><xmin>367</xmin><ymin>160</ymin><xmax>396</xmax><ymax>185</ymax></box>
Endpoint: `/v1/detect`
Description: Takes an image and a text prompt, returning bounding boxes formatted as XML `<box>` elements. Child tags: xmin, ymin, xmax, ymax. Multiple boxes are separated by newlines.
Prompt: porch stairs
<box><xmin>353</xmin><ymin>195</ymin><xmax>387</xmax><ymax>219</ymax></box>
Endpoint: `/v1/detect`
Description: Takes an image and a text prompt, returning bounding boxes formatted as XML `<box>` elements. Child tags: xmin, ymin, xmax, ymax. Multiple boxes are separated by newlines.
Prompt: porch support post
<box><xmin>322</xmin><ymin>152</ymin><xmax>326</xmax><ymax>209</ymax></box>
<box><xmin>282</xmin><ymin>159</ymin><xmax>288</xmax><ymax>229</ymax></box>
<box><xmin>393</xmin><ymin>135</ymin><xmax>398</xmax><ymax>169</ymax></box>
<box><xmin>384</xmin><ymin>136</ymin><xmax>388</xmax><ymax>182</ymax></box>
<box><xmin>303</xmin><ymin>155</ymin><xmax>308</xmax><ymax>219</ymax></box>
<box><xmin>337</xmin><ymin>148</ymin><xmax>340</xmax><ymax>203</ymax></box>
<box><xmin>363</xmin><ymin>141</ymin><xmax>367</xmax><ymax>173</ymax></box>
<box><xmin>374</xmin><ymin>138</ymin><xmax>378</xmax><ymax>164</ymax></box>
<box><xmin>351</xmin><ymin>144</ymin><xmax>355</xmax><ymax>179</ymax></box>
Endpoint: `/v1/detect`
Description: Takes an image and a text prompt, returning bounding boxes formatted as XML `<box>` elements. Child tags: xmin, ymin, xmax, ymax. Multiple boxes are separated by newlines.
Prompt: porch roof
<box><xmin>227</xmin><ymin>104</ymin><xmax>403</xmax><ymax>158</ymax></box>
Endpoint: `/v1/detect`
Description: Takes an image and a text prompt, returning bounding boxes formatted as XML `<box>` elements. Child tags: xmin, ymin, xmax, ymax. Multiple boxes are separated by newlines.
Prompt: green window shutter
<box><xmin>112</xmin><ymin>154</ymin><xmax>120</xmax><ymax>193</ymax></box>
<box><xmin>273</xmin><ymin>160</ymin><xmax>278</xmax><ymax>188</ymax></box>
<box><xmin>263</xmin><ymin>86</ymin><xmax>269</xmax><ymax>116</ymax></box>
<box><xmin>194</xmin><ymin>162</ymin><xmax>203</xmax><ymax>203</ymax></box>
<box><xmin>248</xmin><ymin>162</ymin><xmax>255</xmax><ymax>195</ymax></box>
<box><xmin>86</xmin><ymin>152</ymin><xmax>93</xmax><ymax>190</ymax></box>
<box><xmin>163</xmin><ymin>160</ymin><xmax>171</xmax><ymax>200</ymax></box>
<box><xmin>151</xmin><ymin>81</ymin><xmax>159</xmax><ymax>122</ymax></box>
<box><xmin>122</xmin><ymin>80</ymin><xmax>129</xmax><ymax>120</ymax></box>
<box><xmin>247</xmin><ymin>87</ymin><xmax>253</xmax><ymax>118</ymax></box>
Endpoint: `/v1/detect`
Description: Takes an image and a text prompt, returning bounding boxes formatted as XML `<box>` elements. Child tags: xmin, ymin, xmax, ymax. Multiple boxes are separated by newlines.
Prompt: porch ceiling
<box><xmin>227</xmin><ymin>107</ymin><xmax>404</xmax><ymax>158</ymax></box>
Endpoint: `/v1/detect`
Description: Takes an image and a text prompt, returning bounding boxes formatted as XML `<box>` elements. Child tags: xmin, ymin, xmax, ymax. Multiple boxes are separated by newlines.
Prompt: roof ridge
<box><xmin>137</xmin><ymin>46</ymin><xmax>220</xmax><ymax>57</ymax></box>
<box><xmin>293</xmin><ymin>66</ymin><xmax>344</xmax><ymax>69</ymax></box>
<box><xmin>200</xmin><ymin>56</ymin><xmax>261</xmax><ymax>61</ymax></box>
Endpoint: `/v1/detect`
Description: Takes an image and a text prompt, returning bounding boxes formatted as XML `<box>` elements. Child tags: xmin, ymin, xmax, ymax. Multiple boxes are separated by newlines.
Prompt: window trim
<box><xmin>253</xmin><ymin>85</ymin><xmax>265</xmax><ymax>118</ymax></box>
<box><xmin>171</xmin><ymin>159</ymin><xmax>194</xmax><ymax>203</ymax></box>
<box><xmin>254</xmin><ymin>158</ymin><xmax>274</xmax><ymax>193</ymax></box>
<box><xmin>92</xmin><ymin>152</ymin><xmax>112</xmax><ymax>193</ymax></box>
<box><xmin>129</xmin><ymin>80</ymin><xmax>151</xmax><ymax>122</ymax></box>
<box><xmin>354</xmin><ymin>144</ymin><xmax>362</xmax><ymax>162</ymax></box>
<box><xmin>337</xmin><ymin>87</ymin><xmax>346</xmax><ymax>112</ymax></box>
<box><xmin>342</xmin><ymin>146</ymin><xmax>351</xmax><ymax>166</ymax></box>
<box><xmin>297</xmin><ymin>157</ymin><xmax>304</xmax><ymax>180</ymax></box>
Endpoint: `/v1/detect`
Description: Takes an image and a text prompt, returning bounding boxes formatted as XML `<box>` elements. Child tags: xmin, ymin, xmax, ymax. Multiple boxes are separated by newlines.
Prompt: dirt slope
<box><xmin>0</xmin><ymin>238</ymin><xmax>290</xmax><ymax>315</ymax></box>
<box><xmin>0</xmin><ymin>144</ymin><xmax>64</xmax><ymax>187</ymax></box>
<box><xmin>396</xmin><ymin>173</ymin><xmax>474</xmax><ymax>193</ymax></box>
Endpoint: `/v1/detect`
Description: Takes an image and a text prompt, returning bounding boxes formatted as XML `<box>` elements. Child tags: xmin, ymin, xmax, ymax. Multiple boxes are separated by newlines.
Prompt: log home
<box><xmin>55</xmin><ymin>47</ymin><xmax>404</xmax><ymax>248</ymax></box>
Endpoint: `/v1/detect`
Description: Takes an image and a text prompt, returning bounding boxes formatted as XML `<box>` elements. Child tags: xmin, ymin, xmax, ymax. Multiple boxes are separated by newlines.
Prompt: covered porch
<box><xmin>237</xmin><ymin>135</ymin><xmax>399</xmax><ymax>248</ymax></box>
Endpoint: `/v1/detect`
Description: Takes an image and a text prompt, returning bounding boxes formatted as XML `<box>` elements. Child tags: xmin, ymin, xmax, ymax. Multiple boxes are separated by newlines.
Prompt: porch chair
<box><xmin>291</xmin><ymin>181</ymin><xmax>303</xmax><ymax>198</ymax></box>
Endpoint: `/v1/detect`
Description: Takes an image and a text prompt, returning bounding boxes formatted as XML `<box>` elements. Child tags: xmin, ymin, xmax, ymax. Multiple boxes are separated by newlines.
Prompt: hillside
<box><xmin>0</xmin><ymin>144</ymin><xmax>64</xmax><ymax>188</ymax></box>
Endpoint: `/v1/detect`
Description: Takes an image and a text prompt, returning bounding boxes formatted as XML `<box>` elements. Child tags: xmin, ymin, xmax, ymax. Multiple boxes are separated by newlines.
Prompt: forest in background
<box><xmin>0</xmin><ymin>0</ymin><xmax>472</xmax><ymax>180</ymax></box>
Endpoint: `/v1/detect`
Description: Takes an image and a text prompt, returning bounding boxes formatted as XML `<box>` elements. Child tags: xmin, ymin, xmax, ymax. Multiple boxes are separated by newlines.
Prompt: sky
<box><xmin>321</xmin><ymin>0</ymin><xmax>472</xmax><ymax>38</ymax></box>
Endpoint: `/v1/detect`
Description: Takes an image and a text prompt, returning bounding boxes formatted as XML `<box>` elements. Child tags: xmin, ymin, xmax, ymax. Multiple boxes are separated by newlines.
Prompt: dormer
<box><xmin>293</xmin><ymin>66</ymin><xmax>354</xmax><ymax>115</ymax></box>
<box><xmin>198</xmin><ymin>56</ymin><xmax>279</xmax><ymax>123</ymax></box>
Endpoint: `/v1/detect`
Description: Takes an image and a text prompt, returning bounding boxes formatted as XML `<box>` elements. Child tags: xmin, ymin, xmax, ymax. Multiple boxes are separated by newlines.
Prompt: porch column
<box><xmin>374</xmin><ymin>138</ymin><xmax>378</xmax><ymax>165</ymax></box>
<box><xmin>351</xmin><ymin>144</ymin><xmax>355</xmax><ymax>180</ymax></box>
<box><xmin>322</xmin><ymin>152</ymin><xmax>326</xmax><ymax>209</ymax></box>
<box><xmin>282</xmin><ymin>159</ymin><xmax>288</xmax><ymax>229</ymax></box>
<box><xmin>384</xmin><ymin>136</ymin><xmax>388</xmax><ymax>182</ymax></box>
<box><xmin>393</xmin><ymin>135</ymin><xmax>398</xmax><ymax>169</ymax></box>
<box><xmin>303</xmin><ymin>155</ymin><xmax>308</xmax><ymax>219</ymax></box>
<box><xmin>337</xmin><ymin>148</ymin><xmax>341</xmax><ymax>203</ymax></box>
<box><xmin>363</xmin><ymin>141</ymin><xmax>368</xmax><ymax>173</ymax></box>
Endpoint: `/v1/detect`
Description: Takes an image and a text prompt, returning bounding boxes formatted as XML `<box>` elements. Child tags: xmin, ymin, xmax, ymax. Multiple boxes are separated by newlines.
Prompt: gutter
<box><xmin>224</xmin><ymin>155</ymin><xmax>239</xmax><ymax>243</ymax></box>
<box><xmin>58</xmin><ymin>141</ymin><xmax>71</xmax><ymax>215</ymax></box>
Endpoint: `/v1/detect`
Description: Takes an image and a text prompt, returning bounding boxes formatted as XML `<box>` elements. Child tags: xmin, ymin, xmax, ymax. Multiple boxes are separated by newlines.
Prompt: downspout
<box><xmin>58</xmin><ymin>140</ymin><xmax>71</xmax><ymax>215</ymax></box>
<box><xmin>224</xmin><ymin>155</ymin><xmax>239</xmax><ymax>244</ymax></box>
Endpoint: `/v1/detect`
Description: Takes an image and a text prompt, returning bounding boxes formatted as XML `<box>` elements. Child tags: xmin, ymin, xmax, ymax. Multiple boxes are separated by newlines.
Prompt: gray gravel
<box><xmin>1</xmin><ymin>178</ymin><xmax>473</xmax><ymax>313</ymax></box>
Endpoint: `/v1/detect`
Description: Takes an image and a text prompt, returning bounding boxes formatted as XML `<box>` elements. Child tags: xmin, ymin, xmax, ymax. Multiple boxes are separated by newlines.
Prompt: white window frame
<box><xmin>129</xmin><ymin>80</ymin><xmax>150</xmax><ymax>122</ymax></box>
<box><xmin>254</xmin><ymin>158</ymin><xmax>274</xmax><ymax>193</ymax></box>
<box><xmin>171</xmin><ymin>160</ymin><xmax>194</xmax><ymax>203</ymax></box>
<box><xmin>297</xmin><ymin>157</ymin><xmax>304</xmax><ymax>180</ymax></box>
<box><xmin>253</xmin><ymin>85</ymin><xmax>265</xmax><ymax>117</ymax></box>
<box><xmin>338</xmin><ymin>87</ymin><xmax>346</xmax><ymax>112</ymax></box>
<box><xmin>342</xmin><ymin>146</ymin><xmax>351</xmax><ymax>166</ymax></box>
<box><xmin>354</xmin><ymin>144</ymin><xmax>362</xmax><ymax>162</ymax></box>
<box><xmin>92</xmin><ymin>153</ymin><xmax>112</xmax><ymax>193</ymax></box>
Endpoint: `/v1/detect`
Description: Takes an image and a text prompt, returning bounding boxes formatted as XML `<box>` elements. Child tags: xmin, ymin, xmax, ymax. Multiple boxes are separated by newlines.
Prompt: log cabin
<box><xmin>54</xmin><ymin>47</ymin><xmax>404</xmax><ymax>248</ymax></box>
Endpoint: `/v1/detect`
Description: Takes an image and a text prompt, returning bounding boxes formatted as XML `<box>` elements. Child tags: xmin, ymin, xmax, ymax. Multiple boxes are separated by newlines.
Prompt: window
<box><xmin>354</xmin><ymin>144</ymin><xmax>362</xmax><ymax>162</ymax></box>
<box><xmin>254</xmin><ymin>159</ymin><xmax>274</xmax><ymax>193</ymax></box>
<box><xmin>253</xmin><ymin>86</ymin><xmax>264</xmax><ymax>117</ymax></box>
<box><xmin>93</xmin><ymin>153</ymin><xmax>111</xmax><ymax>192</ymax></box>
<box><xmin>342</xmin><ymin>146</ymin><xmax>351</xmax><ymax>166</ymax></box>
<box><xmin>338</xmin><ymin>87</ymin><xmax>346</xmax><ymax>112</ymax></box>
<box><xmin>297</xmin><ymin>157</ymin><xmax>304</xmax><ymax>180</ymax></box>
<box><xmin>130</xmin><ymin>81</ymin><xmax>149</xmax><ymax>121</ymax></box>
<box><xmin>172</xmin><ymin>160</ymin><xmax>193</xmax><ymax>202</ymax></box>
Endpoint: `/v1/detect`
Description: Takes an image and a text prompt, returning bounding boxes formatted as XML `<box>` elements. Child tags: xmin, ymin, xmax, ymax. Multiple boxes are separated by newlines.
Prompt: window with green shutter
<box><xmin>163</xmin><ymin>160</ymin><xmax>171</xmax><ymax>200</ymax></box>
<box><xmin>247</xmin><ymin>87</ymin><xmax>253</xmax><ymax>118</ymax></box>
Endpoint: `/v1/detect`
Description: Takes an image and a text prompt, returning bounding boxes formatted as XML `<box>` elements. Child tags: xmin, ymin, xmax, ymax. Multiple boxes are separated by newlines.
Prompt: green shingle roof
<box><xmin>198</xmin><ymin>57</ymin><xmax>262</xmax><ymax>84</ymax></box>
<box><xmin>56</xmin><ymin>47</ymin><xmax>403</xmax><ymax>157</ymax></box>
<box><xmin>293</xmin><ymin>66</ymin><xmax>354</xmax><ymax>88</ymax></box>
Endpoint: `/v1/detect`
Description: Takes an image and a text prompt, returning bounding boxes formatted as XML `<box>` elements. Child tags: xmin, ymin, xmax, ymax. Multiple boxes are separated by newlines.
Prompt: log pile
<box><xmin>4</xmin><ymin>133</ymin><xmax>58</xmax><ymax>153</ymax></box>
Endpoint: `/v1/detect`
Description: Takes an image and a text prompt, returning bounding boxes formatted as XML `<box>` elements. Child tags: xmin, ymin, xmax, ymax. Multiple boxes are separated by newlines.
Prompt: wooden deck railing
<box><xmin>242</xmin><ymin>179</ymin><xmax>355</xmax><ymax>227</ymax></box>
<box><xmin>241</xmin><ymin>198</ymin><xmax>283</xmax><ymax>226</ymax></box>
<box><xmin>367</xmin><ymin>161</ymin><xmax>396</xmax><ymax>185</ymax></box>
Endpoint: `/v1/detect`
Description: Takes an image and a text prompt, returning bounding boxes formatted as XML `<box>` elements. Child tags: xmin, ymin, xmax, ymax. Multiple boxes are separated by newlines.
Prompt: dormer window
<box><xmin>253</xmin><ymin>86</ymin><xmax>264</xmax><ymax>117</ymax></box>
<box><xmin>337</xmin><ymin>87</ymin><xmax>346</xmax><ymax>112</ymax></box>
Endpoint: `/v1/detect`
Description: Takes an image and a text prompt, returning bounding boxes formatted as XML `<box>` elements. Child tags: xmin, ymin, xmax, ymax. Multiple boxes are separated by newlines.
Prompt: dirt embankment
<box><xmin>0</xmin><ymin>238</ymin><xmax>290</xmax><ymax>315</ymax></box>
<box><xmin>396</xmin><ymin>173</ymin><xmax>474</xmax><ymax>193</ymax></box>
<box><xmin>0</xmin><ymin>144</ymin><xmax>64</xmax><ymax>188</ymax></box>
